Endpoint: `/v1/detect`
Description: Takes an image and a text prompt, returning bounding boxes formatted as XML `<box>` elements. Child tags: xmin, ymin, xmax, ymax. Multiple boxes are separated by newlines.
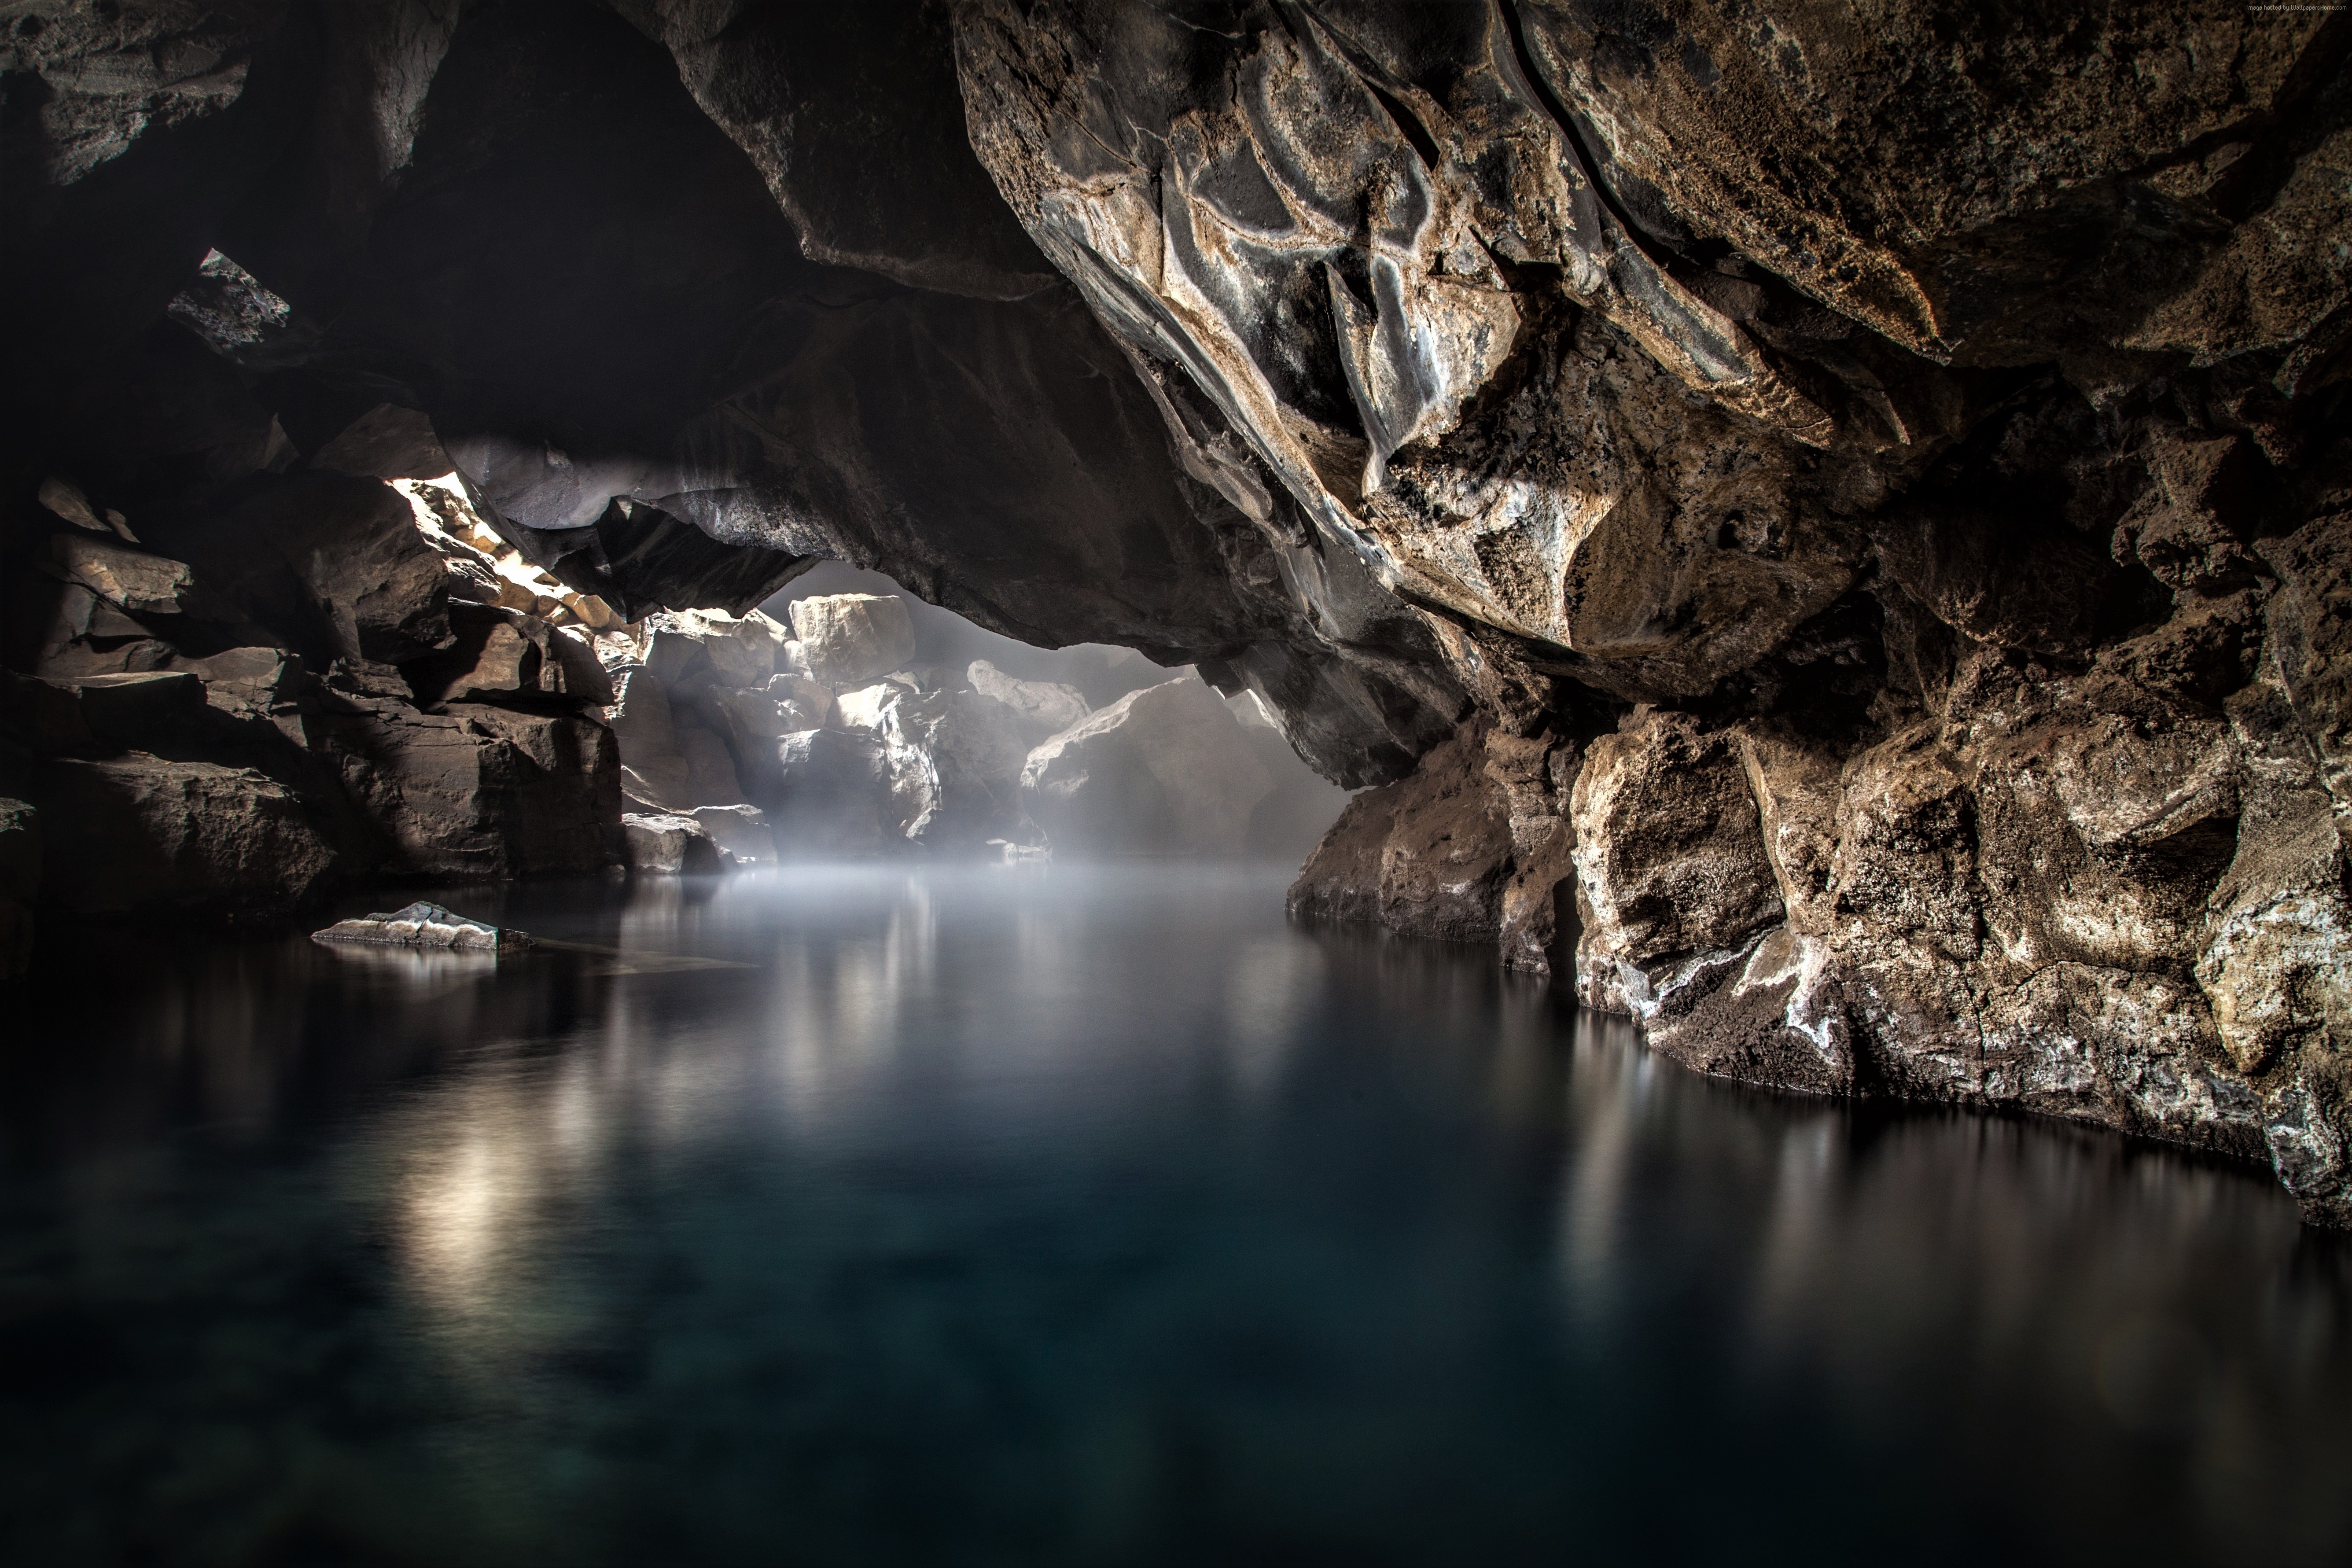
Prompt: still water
<box><xmin>2</xmin><ymin>866</ymin><xmax>2347</xmax><ymax>1566</ymax></box>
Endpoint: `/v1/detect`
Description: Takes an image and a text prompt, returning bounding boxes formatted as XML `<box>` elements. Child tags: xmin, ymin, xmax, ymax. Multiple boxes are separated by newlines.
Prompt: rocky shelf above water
<box><xmin>1</xmin><ymin>1</ymin><xmax>2346</xmax><ymax>1225</ymax></box>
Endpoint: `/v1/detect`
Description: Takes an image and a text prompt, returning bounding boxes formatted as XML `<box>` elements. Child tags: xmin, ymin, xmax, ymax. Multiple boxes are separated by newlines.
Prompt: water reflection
<box><xmin>1</xmin><ymin>865</ymin><xmax>2346</xmax><ymax>1565</ymax></box>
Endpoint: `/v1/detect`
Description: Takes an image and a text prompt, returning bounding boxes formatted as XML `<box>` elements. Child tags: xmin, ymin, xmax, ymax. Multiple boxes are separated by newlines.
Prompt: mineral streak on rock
<box><xmin>313</xmin><ymin>901</ymin><xmax>530</xmax><ymax>952</ymax></box>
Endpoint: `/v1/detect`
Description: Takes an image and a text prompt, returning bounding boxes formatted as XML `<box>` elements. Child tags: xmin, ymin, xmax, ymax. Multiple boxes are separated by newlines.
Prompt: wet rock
<box><xmin>1288</xmin><ymin>724</ymin><xmax>1512</xmax><ymax>943</ymax></box>
<box><xmin>623</xmin><ymin>812</ymin><xmax>725</xmax><ymax>874</ymax></box>
<box><xmin>313</xmin><ymin>900</ymin><xmax>529</xmax><ymax>950</ymax></box>
<box><xmin>1023</xmin><ymin>679</ymin><xmax>1273</xmax><ymax>856</ymax></box>
<box><xmin>788</xmin><ymin>594</ymin><xmax>916</xmax><ymax>687</ymax></box>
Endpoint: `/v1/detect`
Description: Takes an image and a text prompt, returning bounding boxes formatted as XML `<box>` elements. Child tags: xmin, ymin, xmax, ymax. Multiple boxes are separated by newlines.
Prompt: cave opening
<box><xmin>3</xmin><ymin>3</ymin><xmax>2349</xmax><ymax>1561</ymax></box>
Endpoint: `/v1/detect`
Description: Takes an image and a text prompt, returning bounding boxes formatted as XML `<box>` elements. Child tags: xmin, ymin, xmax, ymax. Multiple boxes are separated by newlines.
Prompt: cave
<box><xmin>3</xmin><ymin>2</ymin><xmax>2349</xmax><ymax>1560</ymax></box>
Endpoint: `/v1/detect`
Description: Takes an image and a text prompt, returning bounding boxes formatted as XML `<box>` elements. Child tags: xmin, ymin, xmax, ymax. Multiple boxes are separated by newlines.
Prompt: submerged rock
<box><xmin>313</xmin><ymin>900</ymin><xmax>530</xmax><ymax>950</ymax></box>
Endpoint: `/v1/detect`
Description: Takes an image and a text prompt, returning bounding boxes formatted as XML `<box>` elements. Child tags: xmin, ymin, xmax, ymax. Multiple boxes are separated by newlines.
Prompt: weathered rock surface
<box><xmin>314</xmin><ymin>901</ymin><xmax>529</xmax><ymax>951</ymax></box>
<box><xmin>789</xmin><ymin>594</ymin><xmax>917</xmax><ymax>688</ymax></box>
<box><xmin>32</xmin><ymin>752</ymin><xmax>340</xmax><ymax>916</ymax></box>
<box><xmin>4</xmin><ymin>1</ymin><xmax>2349</xmax><ymax>1219</ymax></box>
<box><xmin>1023</xmin><ymin>679</ymin><xmax>1274</xmax><ymax>856</ymax></box>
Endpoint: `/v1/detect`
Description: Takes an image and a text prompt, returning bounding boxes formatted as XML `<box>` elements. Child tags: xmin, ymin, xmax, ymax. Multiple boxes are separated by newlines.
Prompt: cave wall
<box><xmin>3</xmin><ymin>1</ymin><xmax>2348</xmax><ymax>1221</ymax></box>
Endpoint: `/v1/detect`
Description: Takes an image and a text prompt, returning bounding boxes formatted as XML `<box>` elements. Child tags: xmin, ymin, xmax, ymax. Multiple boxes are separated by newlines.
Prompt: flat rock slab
<box><xmin>313</xmin><ymin>900</ymin><xmax>531</xmax><ymax>951</ymax></box>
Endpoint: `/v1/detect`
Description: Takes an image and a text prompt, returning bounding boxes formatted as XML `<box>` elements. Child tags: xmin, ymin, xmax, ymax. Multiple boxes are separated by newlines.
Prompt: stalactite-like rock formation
<box><xmin>1</xmin><ymin>2</ymin><xmax>2345</xmax><ymax>1221</ymax></box>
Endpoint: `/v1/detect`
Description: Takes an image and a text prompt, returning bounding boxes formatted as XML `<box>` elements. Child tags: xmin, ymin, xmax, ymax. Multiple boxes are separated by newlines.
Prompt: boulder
<box><xmin>309</xmin><ymin>698</ymin><xmax>620</xmax><ymax>877</ymax></box>
<box><xmin>623</xmin><ymin>812</ymin><xmax>725</xmax><ymax>874</ymax></box>
<box><xmin>833</xmin><ymin>679</ymin><xmax>914</xmax><ymax>732</ymax></box>
<box><xmin>1021</xmin><ymin>678</ymin><xmax>1273</xmax><ymax>856</ymax></box>
<box><xmin>313</xmin><ymin>900</ymin><xmax>529</xmax><ymax>950</ymax></box>
<box><xmin>31</xmin><ymin>753</ymin><xmax>340</xmax><ymax>915</ymax></box>
<box><xmin>1288</xmin><ymin>725</ymin><xmax>1519</xmax><ymax>947</ymax></box>
<box><xmin>968</xmin><ymin>659</ymin><xmax>1088</xmax><ymax>746</ymax></box>
<box><xmin>774</xmin><ymin>727</ymin><xmax>888</xmax><ymax>850</ymax></box>
<box><xmin>642</xmin><ymin>607</ymin><xmax>790</xmax><ymax>688</ymax></box>
<box><xmin>878</xmin><ymin>686</ymin><xmax>1030</xmax><ymax>848</ymax></box>
<box><xmin>49</xmin><ymin>535</ymin><xmax>196</xmax><ymax>615</ymax></box>
<box><xmin>676</xmin><ymin>724</ymin><xmax>747</xmax><ymax>807</ymax></box>
<box><xmin>415</xmin><ymin>605</ymin><xmax>614</xmax><ymax>707</ymax></box>
<box><xmin>48</xmin><ymin>670</ymin><xmax>211</xmax><ymax>751</ymax></box>
<box><xmin>788</xmin><ymin>593</ymin><xmax>915</xmax><ymax>686</ymax></box>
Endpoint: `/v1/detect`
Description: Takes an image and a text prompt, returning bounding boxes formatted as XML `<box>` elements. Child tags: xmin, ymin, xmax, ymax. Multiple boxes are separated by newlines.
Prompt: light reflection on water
<box><xmin>1</xmin><ymin>864</ymin><xmax>2346</xmax><ymax>1565</ymax></box>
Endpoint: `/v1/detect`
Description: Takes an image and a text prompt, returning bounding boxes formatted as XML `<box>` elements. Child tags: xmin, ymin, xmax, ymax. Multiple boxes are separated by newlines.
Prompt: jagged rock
<box><xmin>38</xmin><ymin>477</ymin><xmax>135</xmax><ymax>541</ymax></box>
<box><xmin>1022</xmin><ymin>679</ymin><xmax>1273</xmax><ymax>856</ymax></box>
<box><xmin>30</xmin><ymin>753</ymin><xmax>340</xmax><ymax>916</ymax></box>
<box><xmin>878</xmin><ymin>686</ymin><xmax>1031</xmax><ymax>849</ymax></box>
<box><xmin>415</xmin><ymin>605</ymin><xmax>613</xmax><ymax>708</ymax></box>
<box><xmin>309</xmin><ymin>405</ymin><xmax>453</xmax><ymax>481</ymax></box>
<box><xmin>833</xmin><ymin>680</ymin><xmax>915</xmax><ymax>732</ymax></box>
<box><xmin>643</xmin><ymin>607</ymin><xmax>790</xmax><ymax>688</ymax></box>
<box><xmin>313</xmin><ymin>900</ymin><xmax>528</xmax><ymax>950</ymax></box>
<box><xmin>1288</xmin><ymin>725</ymin><xmax>1522</xmax><ymax>948</ymax></box>
<box><xmin>623</xmin><ymin>812</ymin><xmax>725</xmax><ymax>874</ymax></box>
<box><xmin>788</xmin><ymin>594</ymin><xmax>916</xmax><ymax>687</ymax></box>
<box><xmin>968</xmin><ymin>659</ymin><xmax>1088</xmax><ymax>747</ymax></box>
<box><xmin>49</xmin><ymin>536</ymin><xmax>196</xmax><ymax>616</ymax></box>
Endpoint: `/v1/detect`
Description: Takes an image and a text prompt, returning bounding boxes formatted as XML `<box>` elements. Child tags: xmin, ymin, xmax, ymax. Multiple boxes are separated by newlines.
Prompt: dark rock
<box><xmin>32</xmin><ymin>752</ymin><xmax>340</xmax><ymax>917</ymax></box>
<box><xmin>414</xmin><ymin>604</ymin><xmax>614</xmax><ymax>709</ymax></box>
<box><xmin>48</xmin><ymin>536</ymin><xmax>197</xmax><ymax>616</ymax></box>
<box><xmin>0</xmin><ymin>798</ymin><xmax>37</xmax><ymax>980</ymax></box>
<box><xmin>1288</xmin><ymin>725</ymin><xmax>1518</xmax><ymax>948</ymax></box>
<box><xmin>308</xmin><ymin>698</ymin><xmax>619</xmax><ymax>879</ymax></box>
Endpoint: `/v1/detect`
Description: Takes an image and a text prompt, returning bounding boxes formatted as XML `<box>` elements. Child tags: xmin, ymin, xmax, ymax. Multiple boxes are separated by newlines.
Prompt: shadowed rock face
<box><xmin>3</xmin><ymin>1</ymin><xmax>2348</xmax><ymax>1221</ymax></box>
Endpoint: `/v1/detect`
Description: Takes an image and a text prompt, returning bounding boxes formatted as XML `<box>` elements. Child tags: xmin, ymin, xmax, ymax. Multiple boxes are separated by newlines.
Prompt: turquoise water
<box><xmin>3</xmin><ymin>866</ymin><xmax>2347</xmax><ymax>1565</ymax></box>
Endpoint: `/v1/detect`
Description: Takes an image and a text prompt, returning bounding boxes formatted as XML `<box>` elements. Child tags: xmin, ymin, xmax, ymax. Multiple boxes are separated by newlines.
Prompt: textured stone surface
<box><xmin>314</xmin><ymin>900</ymin><xmax>527</xmax><ymax>951</ymax></box>
<box><xmin>4</xmin><ymin>0</ymin><xmax>2349</xmax><ymax>1218</ymax></box>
